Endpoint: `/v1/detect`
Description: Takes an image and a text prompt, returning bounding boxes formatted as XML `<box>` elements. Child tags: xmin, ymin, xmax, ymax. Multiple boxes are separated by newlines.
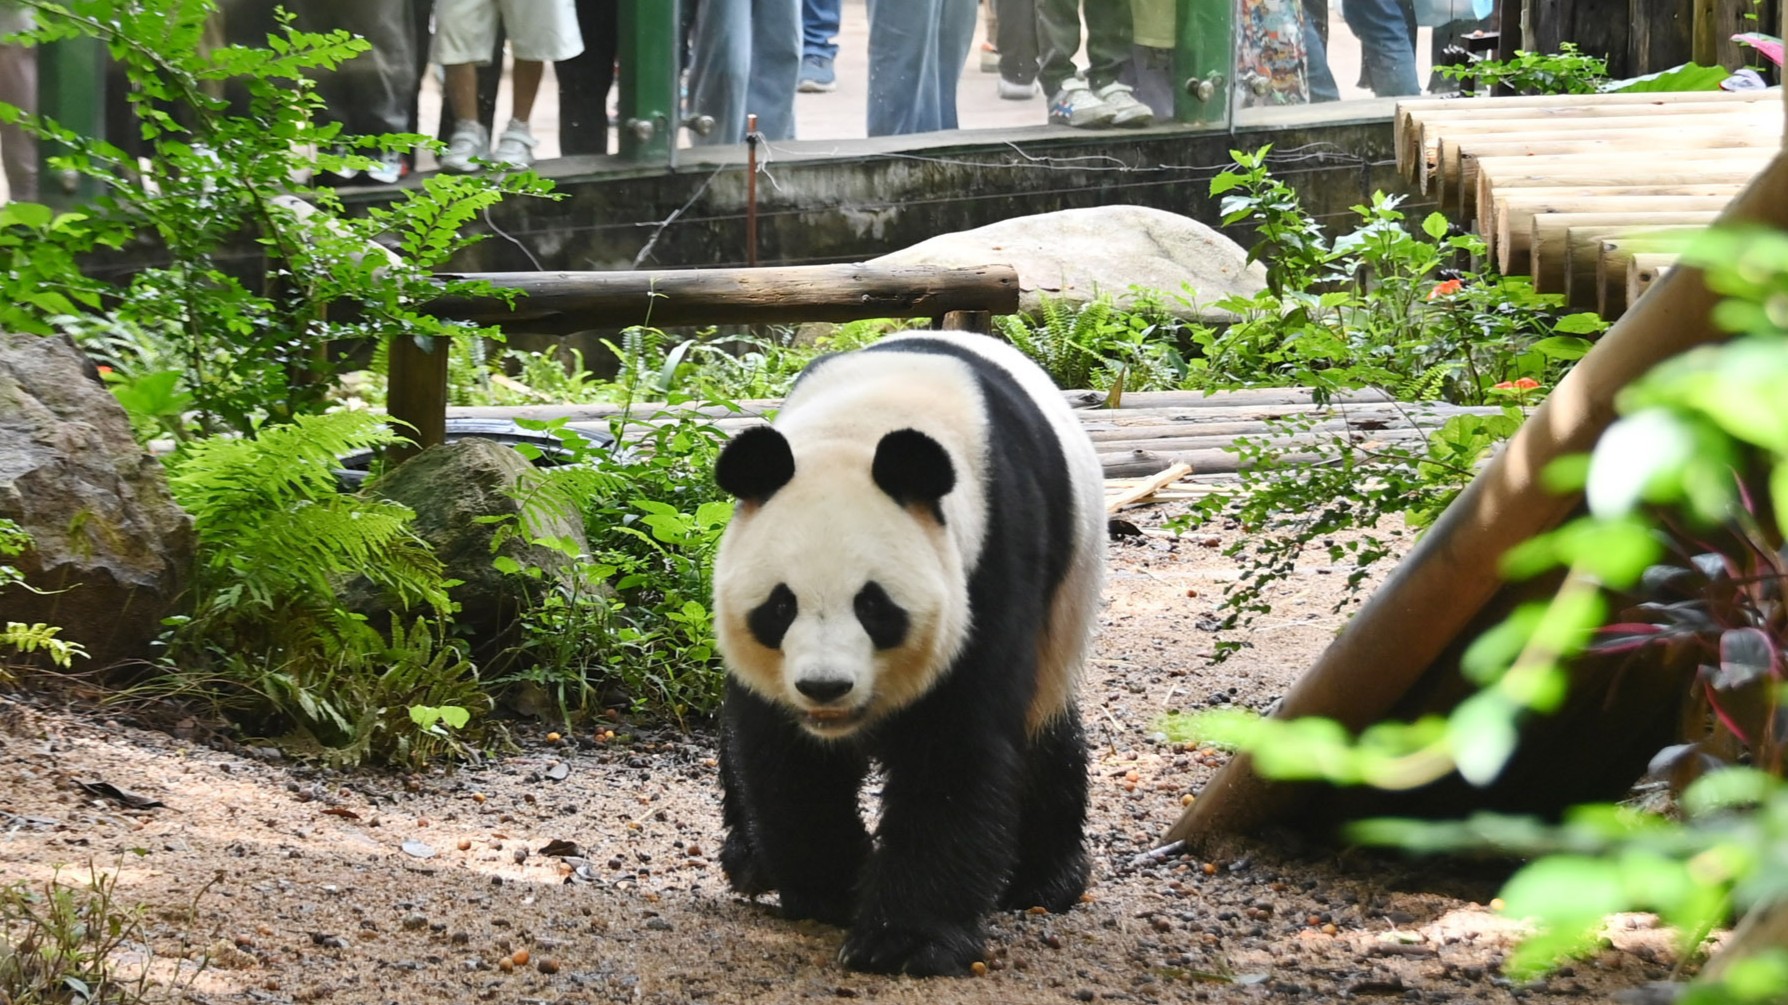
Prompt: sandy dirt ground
<box><xmin>0</xmin><ymin>508</ymin><xmax>1697</xmax><ymax>1005</ymax></box>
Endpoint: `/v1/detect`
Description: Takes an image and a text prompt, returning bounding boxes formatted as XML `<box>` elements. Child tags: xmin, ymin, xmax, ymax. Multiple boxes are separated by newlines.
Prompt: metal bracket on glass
<box><xmin>1184</xmin><ymin>72</ymin><xmax>1225</xmax><ymax>103</ymax></box>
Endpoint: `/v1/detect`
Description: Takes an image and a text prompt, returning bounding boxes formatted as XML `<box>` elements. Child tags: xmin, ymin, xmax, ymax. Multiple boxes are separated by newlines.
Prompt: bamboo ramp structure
<box><xmin>1394</xmin><ymin>89</ymin><xmax>1781</xmax><ymax>318</ymax></box>
<box><xmin>448</xmin><ymin>387</ymin><xmax>1496</xmax><ymax>482</ymax></box>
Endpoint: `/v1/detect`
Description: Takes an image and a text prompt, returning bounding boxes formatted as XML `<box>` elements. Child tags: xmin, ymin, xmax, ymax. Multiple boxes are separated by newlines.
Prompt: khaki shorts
<box><xmin>432</xmin><ymin>0</ymin><xmax>583</xmax><ymax>64</ymax></box>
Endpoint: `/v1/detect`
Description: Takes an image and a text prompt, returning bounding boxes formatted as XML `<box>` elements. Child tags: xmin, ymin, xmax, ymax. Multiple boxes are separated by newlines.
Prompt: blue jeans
<box><xmin>1341</xmin><ymin>0</ymin><xmax>1419</xmax><ymax>97</ymax></box>
<box><xmin>1302</xmin><ymin>2</ymin><xmax>1340</xmax><ymax>102</ymax></box>
<box><xmin>865</xmin><ymin>0</ymin><xmax>977</xmax><ymax>136</ymax></box>
<box><xmin>803</xmin><ymin>0</ymin><xmax>840</xmax><ymax>61</ymax></box>
<box><xmin>688</xmin><ymin>0</ymin><xmax>802</xmax><ymax>144</ymax></box>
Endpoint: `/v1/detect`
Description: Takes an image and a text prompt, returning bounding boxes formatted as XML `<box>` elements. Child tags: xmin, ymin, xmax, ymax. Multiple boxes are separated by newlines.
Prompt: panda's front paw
<box><xmin>719</xmin><ymin>830</ymin><xmax>772</xmax><ymax>896</ymax></box>
<box><xmin>839</xmin><ymin>920</ymin><xmax>984</xmax><ymax>976</ymax></box>
<box><xmin>778</xmin><ymin>888</ymin><xmax>854</xmax><ymax>928</ymax></box>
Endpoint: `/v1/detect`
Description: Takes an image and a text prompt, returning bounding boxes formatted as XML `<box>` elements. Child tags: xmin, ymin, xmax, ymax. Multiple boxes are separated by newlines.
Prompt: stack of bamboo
<box><xmin>1394</xmin><ymin>89</ymin><xmax>1780</xmax><ymax>316</ymax></box>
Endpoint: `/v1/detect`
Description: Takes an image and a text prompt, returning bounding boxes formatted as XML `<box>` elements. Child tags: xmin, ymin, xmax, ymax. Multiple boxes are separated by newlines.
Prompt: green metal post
<box><xmin>36</xmin><ymin>36</ymin><xmax>106</xmax><ymax>206</ymax></box>
<box><xmin>617</xmin><ymin>0</ymin><xmax>678</xmax><ymax>163</ymax></box>
<box><xmin>1174</xmin><ymin>0</ymin><xmax>1233</xmax><ymax>127</ymax></box>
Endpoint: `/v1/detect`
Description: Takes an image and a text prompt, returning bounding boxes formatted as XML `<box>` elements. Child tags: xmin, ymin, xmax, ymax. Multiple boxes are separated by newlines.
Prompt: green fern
<box><xmin>2</xmin><ymin>622</ymin><xmax>86</xmax><ymax>672</ymax></box>
<box><xmin>1393</xmin><ymin>363</ymin><xmax>1453</xmax><ymax>402</ymax></box>
<box><xmin>148</xmin><ymin>411</ymin><xmax>484</xmax><ymax>766</ymax></box>
<box><xmin>166</xmin><ymin>411</ymin><xmax>449</xmax><ymax>616</ymax></box>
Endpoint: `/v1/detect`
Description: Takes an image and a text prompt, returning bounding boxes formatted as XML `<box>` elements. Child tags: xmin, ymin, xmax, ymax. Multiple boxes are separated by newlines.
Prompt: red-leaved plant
<box><xmin>1592</xmin><ymin>479</ymin><xmax>1786</xmax><ymax>782</ymax></box>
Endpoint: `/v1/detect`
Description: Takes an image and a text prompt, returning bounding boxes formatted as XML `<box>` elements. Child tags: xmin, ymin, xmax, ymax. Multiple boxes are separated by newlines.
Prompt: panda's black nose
<box><xmin>795</xmin><ymin>678</ymin><xmax>854</xmax><ymax>703</ymax></box>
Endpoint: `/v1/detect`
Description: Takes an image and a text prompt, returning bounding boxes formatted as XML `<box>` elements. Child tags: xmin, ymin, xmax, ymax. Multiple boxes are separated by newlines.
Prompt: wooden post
<box><xmin>386</xmin><ymin>336</ymin><xmax>449</xmax><ymax>465</ymax></box>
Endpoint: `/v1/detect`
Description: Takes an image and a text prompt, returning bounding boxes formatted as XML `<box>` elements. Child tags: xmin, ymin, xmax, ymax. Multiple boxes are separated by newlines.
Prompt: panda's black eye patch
<box><xmin>747</xmin><ymin>584</ymin><xmax>797</xmax><ymax>650</ymax></box>
<box><xmin>854</xmin><ymin>581</ymin><xmax>909</xmax><ymax>650</ymax></box>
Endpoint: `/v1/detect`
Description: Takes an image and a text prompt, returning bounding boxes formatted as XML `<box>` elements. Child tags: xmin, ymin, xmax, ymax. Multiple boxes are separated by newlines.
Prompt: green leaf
<box><xmin>1448</xmin><ymin>690</ymin><xmax>1521</xmax><ymax>786</ymax></box>
<box><xmin>1603</xmin><ymin>61</ymin><xmax>1731</xmax><ymax>93</ymax></box>
<box><xmin>1552</xmin><ymin>313</ymin><xmax>1609</xmax><ymax>335</ymax></box>
<box><xmin>491</xmin><ymin>554</ymin><xmax>523</xmax><ymax>575</ymax></box>
<box><xmin>1585</xmin><ymin>410</ymin><xmax>1695</xmax><ymax>518</ymax></box>
<box><xmin>1531</xmin><ymin>335</ymin><xmax>1594</xmax><ymax>360</ymax></box>
<box><xmin>1421</xmin><ymin>212</ymin><xmax>1450</xmax><ymax>239</ymax></box>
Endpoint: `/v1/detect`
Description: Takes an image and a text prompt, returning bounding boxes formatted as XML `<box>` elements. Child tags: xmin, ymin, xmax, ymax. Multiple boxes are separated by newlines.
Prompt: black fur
<box><xmin>852</xmin><ymin>581</ymin><xmax>908</xmax><ymax>650</ymax></box>
<box><xmin>715</xmin><ymin>425</ymin><xmax>796</xmax><ymax>503</ymax></box>
<box><xmin>718</xmin><ymin>337</ymin><xmax>1089</xmax><ymax>976</ymax></box>
<box><xmin>871</xmin><ymin>428</ymin><xmax>956</xmax><ymax>520</ymax></box>
<box><xmin>746</xmin><ymin>583</ymin><xmax>798</xmax><ymax>650</ymax></box>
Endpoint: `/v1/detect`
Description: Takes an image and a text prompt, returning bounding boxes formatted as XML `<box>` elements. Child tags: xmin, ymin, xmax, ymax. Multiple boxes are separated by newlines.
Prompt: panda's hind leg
<box><xmin>999</xmin><ymin>707</ymin><xmax>1090</xmax><ymax>913</ymax></box>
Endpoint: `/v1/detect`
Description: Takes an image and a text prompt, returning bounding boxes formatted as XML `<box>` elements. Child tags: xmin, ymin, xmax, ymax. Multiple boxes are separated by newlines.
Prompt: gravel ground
<box><xmin>0</xmin><ymin>510</ymin><xmax>1700</xmax><ymax>1004</ymax></box>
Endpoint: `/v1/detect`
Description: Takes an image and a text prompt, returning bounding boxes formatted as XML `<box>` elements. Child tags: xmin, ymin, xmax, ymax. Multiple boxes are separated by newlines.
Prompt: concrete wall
<box><xmin>430</xmin><ymin>101</ymin><xmax>1424</xmax><ymax>275</ymax></box>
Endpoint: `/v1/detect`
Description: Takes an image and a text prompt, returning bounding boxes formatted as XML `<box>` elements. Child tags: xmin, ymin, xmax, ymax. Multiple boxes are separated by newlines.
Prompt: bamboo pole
<box><xmin>1530</xmin><ymin>212</ymin><xmax>1719</xmax><ymax>293</ymax></box>
<box><xmin>1165</xmin><ymin>151</ymin><xmax>1788</xmax><ymax>846</ymax></box>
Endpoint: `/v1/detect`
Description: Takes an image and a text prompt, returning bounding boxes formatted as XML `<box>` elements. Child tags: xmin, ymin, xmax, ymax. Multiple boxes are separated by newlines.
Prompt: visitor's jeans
<box><xmin>865</xmin><ymin>0</ymin><xmax>977</xmax><ymax>136</ymax></box>
<box><xmin>1341</xmin><ymin>0</ymin><xmax>1419</xmax><ymax>97</ymax></box>
<box><xmin>1302</xmin><ymin>0</ymin><xmax>1341</xmax><ymax>102</ymax></box>
<box><xmin>802</xmin><ymin>0</ymin><xmax>840</xmax><ymax>61</ymax></box>
<box><xmin>995</xmin><ymin>0</ymin><xmax>1039</xmax><ymax>85</ymax></box>
<box><xmin>688</xmin><ymin>0</ymin><xmax>802</xmax><ymax>144</ymax></box>
<box><xmin>1037</xmin><ymin>0</ymin><xmax>1134</xmax><ymax>94</ymax></box>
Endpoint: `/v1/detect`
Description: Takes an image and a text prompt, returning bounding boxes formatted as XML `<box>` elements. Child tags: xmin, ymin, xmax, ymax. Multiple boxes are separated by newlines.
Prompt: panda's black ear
<box><xmin>716</xmin><ymin>426</ymin><xmax>795</xmax><ymax>502</ymax></box>
<box><xmin>873</xmin><ymin>429</ymin><xmax>956</xmax><ymax>513</ymax></box>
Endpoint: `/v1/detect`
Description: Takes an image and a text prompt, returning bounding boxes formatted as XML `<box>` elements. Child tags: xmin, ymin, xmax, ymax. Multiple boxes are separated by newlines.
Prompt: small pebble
<box><xmin>969</xmin><ymin>961</ymin><xmax>987</xmax><ymax>976</ymax></box>
<box><xmin>537</xmin><ymin>957</ymin><xmax>560</xmax><ymax>975</ymax></box>
<box><xmin>511</xmin><ymin>948</ymin><xmax>530</xmax><ymax>966</ymax></box>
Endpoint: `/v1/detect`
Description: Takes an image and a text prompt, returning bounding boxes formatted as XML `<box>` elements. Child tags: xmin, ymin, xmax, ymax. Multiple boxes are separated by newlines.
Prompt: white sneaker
<box><xmin>440</xmin><ymin>119</ymin><xmax>488</xmax><ymax>174</ymax></box>
<box><xmin>998</xmin><ymin>77</ymin><xmax>1037</xmax><ymax>100</ymax></box>
<box><xmin>492</xmin><ymin>120</ymin><xmax>538</xmax><ymax>170</ymax></box>
<box><xmin>1095</xmin><ymin>81</ymin><xmax>1155</xmax><ymax>128</ymax></box>
<box><xmin>1047</xmin><ymin>77</ymin><xmax>1115</xmax><ymax>128</ymax></box>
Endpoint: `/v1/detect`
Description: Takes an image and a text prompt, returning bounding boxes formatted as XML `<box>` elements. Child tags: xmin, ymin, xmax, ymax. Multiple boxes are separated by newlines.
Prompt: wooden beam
<box><xmin>424</xmin><ymin>263</ymin><xmax>1021</xmax><ymax>334</ymax></box>
<box><xmin>1596</xmin><ymin>236</ymin><xmax>1691</xmax><ymax>316</ymax></box>
<box><xmin>1529</xmin><ymin>211</ymin><xmax>1718</xmax><ymax>292</ymax></box>
<box><xmin>1401</xmin><ymin>103</ymin><xmax>1773</xmax><ymax>182</ymax></box>
<box><xmin>1493</xmin><ymin>196</ymin><xmax>1729</xmax><ymax>275</ymax></box>
<box><xmin>1628</xmin><ymin>253</ymin><xmax>1676</xmax><ymax>306</ymax></box>
<box><xmin>1562</xmin><ymin>224</ymin><xmax>1705</xmax><ymax>308</ymax></box>
<box><xmin>1473</xmin><ymin>153</ymin><xmax>1771</xmax><ymax>233</ymax></box>
<box><xmin>1441</xmin><ymin>130</ymin><xmax>1775</xmax><ymax>211</ymax></box>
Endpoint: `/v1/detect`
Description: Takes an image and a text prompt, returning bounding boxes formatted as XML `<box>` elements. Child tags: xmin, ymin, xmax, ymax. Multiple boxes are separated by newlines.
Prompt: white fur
<box><xmin>713</xmin><ymin>332</ymin><xmax>1105</xmax><ymax>737</ymax></box>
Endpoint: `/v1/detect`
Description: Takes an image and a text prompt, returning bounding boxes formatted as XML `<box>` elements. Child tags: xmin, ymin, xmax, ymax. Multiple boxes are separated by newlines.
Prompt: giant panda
<box><xmin>710</xmin><ymin>330</ymin><xmax>1106</xmax><ymax>976</ymax></box>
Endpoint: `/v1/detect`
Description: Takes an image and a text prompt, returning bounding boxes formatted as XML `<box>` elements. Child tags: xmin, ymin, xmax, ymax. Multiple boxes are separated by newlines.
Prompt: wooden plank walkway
<box><xmin>1393</xmin><ymin>90</ymin><xmax>1781</xmax><ymax>318</ymax></box>
<box><xmin>449</xmin><ymin>387</ymin><xmax>1495</xmax><ymax>482</ymax></box>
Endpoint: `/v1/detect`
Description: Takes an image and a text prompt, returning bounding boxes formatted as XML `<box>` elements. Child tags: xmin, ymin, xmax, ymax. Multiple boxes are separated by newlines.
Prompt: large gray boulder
<box><xmin>0</xmin><ymin>333</ymin><xmax>193</xmax><ymax>669</ymax></box>
<box><xmin>872</xmin><ymin>205</ymin><xmax>1269</xmax><ymax>322</ymax></box>
<box><xmin>360</xmin><ymin>437</ymin><xmax>592</xmax><ymax>663</ymax></box>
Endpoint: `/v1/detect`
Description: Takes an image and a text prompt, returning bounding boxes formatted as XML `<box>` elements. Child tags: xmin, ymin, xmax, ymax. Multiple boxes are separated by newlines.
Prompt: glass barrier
<box><xmin>188</xmin><ymin>0</ymin><xmax>1489</xmax><ymax>178</ymax></box>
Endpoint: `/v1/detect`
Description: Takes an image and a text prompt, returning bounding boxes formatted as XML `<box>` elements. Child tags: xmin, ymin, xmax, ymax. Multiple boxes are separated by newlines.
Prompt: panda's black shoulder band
<box><xmin>716</xmin><ymin>425</ymin><xmax>796</xmax><ymax>502</ymax></box>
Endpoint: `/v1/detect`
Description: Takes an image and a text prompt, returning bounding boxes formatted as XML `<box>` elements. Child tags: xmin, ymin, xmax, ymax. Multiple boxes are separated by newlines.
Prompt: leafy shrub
<box><xmin>1176</xmin><ymin>148</ymin><xmax>1603</xmax><ymax>654</ymax></box>
<box><xmin>482</xmin><ymin>366</ymin><xmax>736</xmax><ymax>725</ymax></box>
<box><xmin>1170</xmin><ymin>224</ymin><xmax>1788</xmax><ymax>999</ymax></box>
<box><xmin>994</xmin><ymin>295</ymin><xmax>1192</xmax><ymax>394</ymax></box>
<box><xmin>0</xmin><ymin>519</ymin><xmax>87</xmax><ymax>678</ymax></box>
<box><xmin>2</xmin><ymin>0</ymin><xmax>547</xmax><ymax>441</ymax></box>
<box><xmin>0</xmin><ymin>865</ymin><xmax>168</xmax><ymax>1005</ymax></box>
<box><xmin>148</xmin><ymin>411</ymin><xmax>485</xmax><ymax>766</ymax></box>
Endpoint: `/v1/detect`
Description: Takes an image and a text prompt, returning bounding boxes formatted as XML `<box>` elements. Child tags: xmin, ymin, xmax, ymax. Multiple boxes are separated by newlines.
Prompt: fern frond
<box><xmin>2</xmin><ymin>622</ymin><xmax>87</xmax><ymax>668</ymax></box>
